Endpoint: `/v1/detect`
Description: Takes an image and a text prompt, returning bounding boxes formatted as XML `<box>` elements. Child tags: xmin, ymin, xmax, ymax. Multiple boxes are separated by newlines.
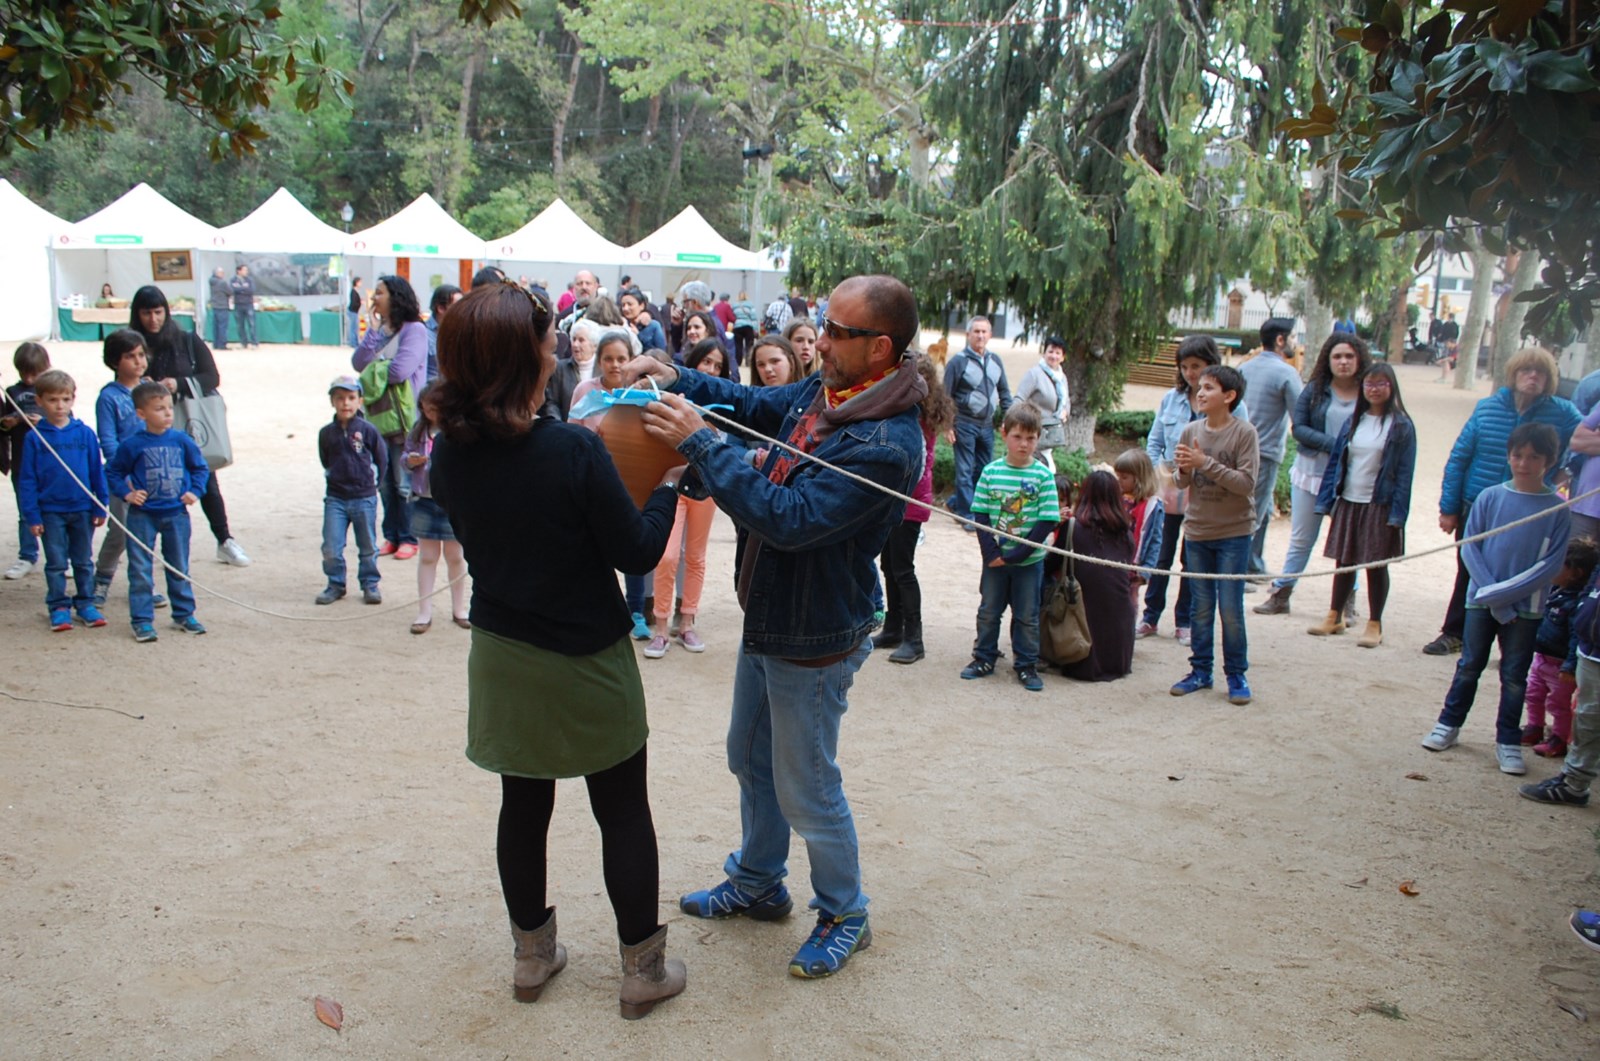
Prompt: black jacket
<box><xmin>319</xmin><ymin>414</ymin><xmax>387</xmax><ymax>499</ymax></box>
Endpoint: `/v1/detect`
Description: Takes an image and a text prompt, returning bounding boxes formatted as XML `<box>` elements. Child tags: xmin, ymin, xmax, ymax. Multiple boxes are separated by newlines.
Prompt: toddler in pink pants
<box><xmin>1524</xmin><ymin>540</ymin><xmax>1600</xmax><ymax>758</ymax></box>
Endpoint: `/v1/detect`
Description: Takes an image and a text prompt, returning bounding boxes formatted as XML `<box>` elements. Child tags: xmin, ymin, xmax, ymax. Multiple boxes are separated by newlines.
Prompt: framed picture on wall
<box><xmin>151</xmin><ymin>250</ymin><xmax>193</xmax><ymax>282</ymax></box>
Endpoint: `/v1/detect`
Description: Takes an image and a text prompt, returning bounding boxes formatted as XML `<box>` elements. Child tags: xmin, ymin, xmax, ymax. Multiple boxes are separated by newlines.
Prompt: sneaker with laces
<box><xmin>789</xmin><ymin>912</ymin><xmax>871</xmax><ymax>979</ymax></box>
<box><xmin>1495</xmin><ymin>743</ymin><xmax>1527</xmax><ymax>775</ymax></box>
<box><xmin>77</xmin><ymin>604</ymin><xmax>108</xmax><ymax>628</ymax></box>
<box><xmin>1519</xmin><ymin>774</ymin><xmax>1591</xmax><ymax>806</ymax></box>
<box><xmin>1169</xmin><ymin>671</ymin><xmax>1212</xmax><ymax>696</ymax></box>
<box><xmin>49</xmin><ymin>609</ymin><xmax>73</xmax><ymax>632</ymax></box>
<box><xmin>173</xmin><ymin>616</ymin><xmax>207</xmax><ymax>635</ymax></box>
<box><xmin>132</xmin><ymin>623</ymin><xmax>158</xmax><ymax>643</ymax></box>
<box><xmin>92</xmin><ymin>579</ymin><xmax>111</xmax><ymax>606</ymax></box>
<box><xmin>315</xmin><ymin>585</ymin><xmax>346</xmax><ymax>605</ymax></box>
<box><xmin>1572</xmin><ymin>910</ymin><xmax>1600</xmax><ymax>952</ymax></box>
<box><xmin>1420</xmin><ymin>723</ymin><xmax>1460</xmax><ymax>751</ymax></box>
<box><xmin>216</xmin><ymin>538</ymin><xmax>252</xmax><ymax>567</ymax></box>
<box><xmin>960</xmin><ymin>658</ymin><xmax>995</xmax><ymax>680</ymax></box>
<box><xmin>1135</xmin><ymin>621</ymin><xmax>1158</xmax><ymax>639</ymax></box>
<box><xmin>1422</xmin><ymin>634</ymin><xmax>1462</xmax><ymax>656</ymax></box>
<box><xmin>1016</xmin><ymin>665</ymin><xmax>1044</xmax><ymax>692</ymax></box>
<box><xmin>643</xmin><ymin>634</ymin><xmax>670</xmax><ymax>659</ymax></box>
<box><xmin>5</xmin><ymin>557</ymin><xmax>39</xmax><ymax>579</ymax></box>
<box><xmin>1226</xmin><ymin>674</ymin><xmax>1252</xmax><ymax>704</ymax></box>
<box><xmin>678</xmin><ymin>628</ymin><xmax>707</xmax><ymax>653</ymax></box>
<box><xmin>1534</xmin><ymin>733</ymin><xmax>1569</xmax><ymax>758</ymax></box>
<box><xmin>630</xmin><ymin>612</ymin><xmax>652</xmax><ymax>640</ymax></box>
<box><xmin>679</xmin><ymin>880</ymin><xmax>793</xmax><ymax>921</ymax></box>
<box><xmin>1175</xmin><ymin>626</ymin><xmax>1191</xmax><ymax>646</ymax></box>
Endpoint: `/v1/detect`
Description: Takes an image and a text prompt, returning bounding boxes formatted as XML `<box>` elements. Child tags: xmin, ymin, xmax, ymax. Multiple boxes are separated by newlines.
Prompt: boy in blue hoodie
<box><xmin>17</xmin><ymin>370</ymin><xmax>110</xmax><ymax>630</ymax></box>
<box><xmin>92</xmin><ymin>329</ymin><xmax>165</xmax><ymax>611</ymax></box>
<box><xmin>1423</xmin><ymin>423</ymin><xmax>1571</xmax><ymax>775</ymax></box>
<box><xmin>105</xmin><ymin>381</ymin><xmax>210</xmax><ymax>642</ymax></box>
<box><xmin>317</xmin><ymin>375</ymin><xmax>387</xmax><ymax>606</ymax></box>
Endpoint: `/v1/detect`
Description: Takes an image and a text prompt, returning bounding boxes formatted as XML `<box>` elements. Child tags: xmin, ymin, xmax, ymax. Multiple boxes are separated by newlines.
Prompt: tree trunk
<box><xmin>908</xmin><ymin>131</ymin><xmax>934</xmax><ymax>188</ymax></box>
<box><xmin>661</xmin><ymin>94</ymin><xmax>685</xmax><ymax>227</ymax></box>
<box><xmin>1385</xmin><ymin>282</ymin><xmax>1410</xmax><ymax>363</ymax></box>
<box><xmin>443</xmin><ymin>45</ymin><xmax>480</xmax><ymax>211</ymax></box>
<box><xmin>1301</xmin><ymin>282</ymin><xmax>1333</xmax><ymax>381</ymax></box>
<box><xmin>551</xmin><ymin>33</ymin><xmax>582</xmax><ymax>179</ymax></box>
<box><xmin>1454</xmin><ymin>232</ymin><xmax>1497</xmax><ymax>389</ymax></box>
<box><xmin>748</xmin><ymin>153</ymin><xmax>774</xmax><ymax>251</ymax></box>
<box><xmin>1491</xmin><ymin>250</ymin><xmax>1540</xmax><ymax>375</ymax></box>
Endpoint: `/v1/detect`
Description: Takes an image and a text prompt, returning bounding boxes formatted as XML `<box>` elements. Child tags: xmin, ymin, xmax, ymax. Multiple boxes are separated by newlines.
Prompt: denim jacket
<box><xmin>670</xmin><ymin>368</ymin><xmax>924</xmax><ymax>659</ymax></box>
<box><xmin>1144</xmin><ymin>387</ymin><xmax>1251</xmax><ymax>465</ymax></box>
<box><xmin>1314</xmin><ymin>413</ymin><xmax>1417</xmax><ymax>527</ymax></box>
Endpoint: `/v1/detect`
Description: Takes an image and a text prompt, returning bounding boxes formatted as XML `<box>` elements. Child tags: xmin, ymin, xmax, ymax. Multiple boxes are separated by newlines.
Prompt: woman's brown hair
<box><xmin>434</xmin><ymin>283</ymin><xmax>554</xmax><ymax>443</ymax></box>
<box><xmin>912</xmin><ymin>352</ymin><xmax>955</xmax><ymax>437</ymax></box>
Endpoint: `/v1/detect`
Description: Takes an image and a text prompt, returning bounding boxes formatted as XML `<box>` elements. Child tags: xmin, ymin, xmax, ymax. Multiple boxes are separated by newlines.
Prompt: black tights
<box><xmin>497</xmin><ymin>744</ymin><xmax>659</xmax><ymax>946</ymax></box>
<box><xmin>1331</xmin><ymin>566</ymin><xmax>1390</xmax><ymax>622</ymax></box>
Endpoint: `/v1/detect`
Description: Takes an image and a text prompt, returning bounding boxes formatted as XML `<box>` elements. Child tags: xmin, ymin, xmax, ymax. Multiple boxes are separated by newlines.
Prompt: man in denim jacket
<box><xmin>627</xmin><ymin>274</ymin><xmax>926</xmax><ymax>980</ymax></box>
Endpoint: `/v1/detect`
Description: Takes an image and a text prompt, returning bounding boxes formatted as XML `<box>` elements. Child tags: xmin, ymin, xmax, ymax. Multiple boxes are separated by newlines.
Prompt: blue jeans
<box><xmin>1438</xmin><ymin>607</ymin><xmax>1538</xmax><ymax>746</ymax></box>
<box><xmin>126</xmin><ymin>507</ymin><xmax>195</xmax><ymax>623</ymax></box>
<box><xmin>41</xmin><ymin>510</ymin><xmax>95</xmax><ymax>611</ymax></box>
<box><xmin>211</xmin><ymin>308</ymin><xmax>231</xmax><ymax>348</ymax></box>
<box><xmin>949</xmin><ymin>418</ymin><xmax>993</xmax><ymax>519</ymax></box>
<box><xmin>1141</xmin><ymin>510</ymin><xmax>1190</xmax><ymax>629</ymax></box>
<box><xmin>380</xmin><ymin>439</ymin><xmax>415</xmax><ymax>545</ymax></box>
<box><xmin>723</xmin><ymin>639</ymin><xmax>872</xmax><ymax>919</ymax></box>
<box><xmin>973</xmin><ymin>561</ymin><xmax>1044</xmax><ymax>669</ymax></box>
<box><xmin>234</xmin><ymin>307</ymin><xmax>257</xmax><ymax>345</ymax></box>
<box><xmin>347</xmin><ymin>310</ymin><xmax>360</xmax><ymax>345</ymax></box>
<box><xmin>1185</xmin><ymin>534</ymin><xmax>1250</xmax><ymax>678</ymax></box>
<box><xmin>1249</xmin><ymin>457</ymin><xmax>1280</xmax><ymax>574</ymax></box>
<box><xmin>322</xmin><ymin>496</ymin><xmax>379</xmax><ymax>591</ymax></box>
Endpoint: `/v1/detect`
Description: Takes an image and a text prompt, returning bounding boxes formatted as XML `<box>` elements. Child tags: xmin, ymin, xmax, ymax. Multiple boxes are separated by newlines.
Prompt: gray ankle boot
<box><xmin>889</xmin><ymin>620</ymin><xmax>924</xmax><ymax>663</ymax></box>
<box><xmin>618</xmin><ymin>924</ymin><xmax>686</xmax><ymax>1020</ymax></box>
<box><xmin>511</xmin><ymin>907</ymin><xmax>567</xmax><ymax>1002</ymax></box>
<box><xmin>1252</xmin><ymin>584</ymin><xmax>1292</xmax><ymax>615</ymax></box>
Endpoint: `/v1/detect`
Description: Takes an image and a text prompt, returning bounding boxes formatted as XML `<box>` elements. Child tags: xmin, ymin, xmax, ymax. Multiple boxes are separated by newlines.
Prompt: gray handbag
<box><xmin>173</xmin><ymin>376</ymin><xmax>234</xmax><ymax>470</ymax></box>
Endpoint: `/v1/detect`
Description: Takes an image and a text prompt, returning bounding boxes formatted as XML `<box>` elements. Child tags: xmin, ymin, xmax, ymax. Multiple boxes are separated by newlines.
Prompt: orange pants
<box><xmin>654</xmin><ymin>496</ymin><xmax>714</xmax><ymax>622</ymax></box>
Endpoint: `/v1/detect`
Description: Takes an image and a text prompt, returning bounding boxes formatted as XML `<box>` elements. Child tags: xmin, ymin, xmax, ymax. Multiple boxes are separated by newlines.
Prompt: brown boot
<box><xmin>1252</xmin><ymin>584</ymin><xmax>1292</xmax><ymax>615</ymax></box>
<box><xmin>1306</xmin><ymin>610</ymin><xmax>1346</xmax><ymax>637</ymax></box>
<box><xmin>511</xmin><ymin>907</ymin><xmax>567</xmax><ymax>1002</ymax></box>
<box><xmin>619</xmin><ymin>924</ymin><xmax>686</xmax><ymax>1020</ymax></box>
<box><xmin>1357</xmin><ymin>620</ymin><xmax>1383</xmax><ymax>648</ymax></box>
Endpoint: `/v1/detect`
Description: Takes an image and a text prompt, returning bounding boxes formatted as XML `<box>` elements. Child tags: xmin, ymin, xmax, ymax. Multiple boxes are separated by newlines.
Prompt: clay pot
<box><xmin>599</xmin><ymin>405</ymin><xmax>682</xmax><ymax>508</ymax></box>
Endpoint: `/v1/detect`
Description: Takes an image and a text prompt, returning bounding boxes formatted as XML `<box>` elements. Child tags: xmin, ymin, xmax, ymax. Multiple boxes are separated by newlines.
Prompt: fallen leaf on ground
<box><xmin>1556</xmin><ymin>997</ymin><xmax>1588</xmax><ymax>1022</ymax></box>
<box><xmin>1404</xmin><ymin>772</ymin><xmax>1429</xmax><ymax>781</ymax></box>
<box><xmin>1166</xmin><ymin>775</ymin><xmax>1184</xmax><ymax>781</ymax></box>
<box><xmin>314</xmin><ymin>996</ymin><xmax>343</xmax><ymax>1031</ymax></box>
<box><xmin>1398</xmin><ymin>880</ymin><xmax>1420</xmax><ymax>896</ymax></box>
<box><xmin>1343</xmin><ymin>877</ymin><xmax>1369</xmax><ymax>889</ymax></box>
<box><xmin>1354</xmin><ymin>1000</ymin><xmax>1405</xmax><ymax>1020</ymax></box>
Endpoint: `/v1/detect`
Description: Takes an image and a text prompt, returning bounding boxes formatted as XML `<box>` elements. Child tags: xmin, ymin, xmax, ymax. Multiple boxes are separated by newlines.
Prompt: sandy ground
<box><xmin>3</xmin><ymin>335</ymin><xmax>1599</xmax><ymax>1059</ymax></box>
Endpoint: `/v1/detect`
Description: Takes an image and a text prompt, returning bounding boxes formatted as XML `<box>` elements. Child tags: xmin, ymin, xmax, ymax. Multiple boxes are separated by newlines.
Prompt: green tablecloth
<box><xmin>60</xmin><ymin>308</ymin><xmax>301</xmax><ymax>342</ymax></box>
<box><xmin>309</xmin><ymin>311</ymin><xmax>345</xmax><ymax>346</ymax></box>
<box><xmin>202</xmin><ymin>311</ymin><xmax>301</xmax><ymax>344</ymax></box>
<box><xmin>57</xmin><ymin>308</ymin><xmax>100</xmax><ymax>341</ymax></box>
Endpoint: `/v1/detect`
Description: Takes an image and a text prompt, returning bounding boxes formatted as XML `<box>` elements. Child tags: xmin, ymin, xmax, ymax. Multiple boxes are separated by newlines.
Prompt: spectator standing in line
<box><xmin>943</xmin><ymin>315</ymin><xmax>1012</xmax><ymax>526</ymax></box>
<box><xmin>208</xmin><ymin>268</ymin><xmax>232</xmax><ymax>350</ymax></box>
<box><xmin>1238</xmin><ymin>317</ymin><xmax>1303</xmax><ymax>580</ymax></box>
<box><xmin>230</xmin><ymin>265</ymin><xmax>258</xmax><ymax>349</ymax></box>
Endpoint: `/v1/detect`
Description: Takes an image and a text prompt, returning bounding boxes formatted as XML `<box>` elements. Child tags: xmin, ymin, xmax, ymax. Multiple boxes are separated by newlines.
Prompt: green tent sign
<box><xmin>676</xmin><ymin>253</ymin><xmax>721</xmax><ymax>264</ymax></box>
<box><xmin>95</xmin><ymin>234</ymin><xmax>143</xmax><ymax>245</ymax></box>
<box><xmin>392</xmin><ymin>242</ymin><xmax>440</xmax><ymax>255</ymax></box>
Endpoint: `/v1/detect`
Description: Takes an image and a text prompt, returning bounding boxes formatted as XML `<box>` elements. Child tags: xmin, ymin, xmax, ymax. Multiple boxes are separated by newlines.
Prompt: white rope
<box><xmin>679</xmin><ymin>393</ymin><xmax>1597</xmax><ymax>582</ymax></box>
<box><xmin>2</xmin><ymin>386</ymin><xmax>464</xmax><ymax>623</ymax></box>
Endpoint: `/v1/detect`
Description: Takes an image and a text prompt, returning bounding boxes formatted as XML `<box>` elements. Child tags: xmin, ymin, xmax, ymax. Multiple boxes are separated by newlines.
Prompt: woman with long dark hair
<box><xmin>351</xmin><ymin>274</ymin><xmax>427</xmax><ymax>558</ymax></box>
<box><xmin>127</xmin><ymin>286</ymin><xmax>250</xmax><ymax>567</ymax></box>
<box><xmin>1046</xmin><ymin>470</ymin><xmax>1136</xmax><ymax>681</ymax></box>
<box><xmin>676</xmin><ymin>310</ymin><xmax>721</xmax><ymax>365</ymax></box>
<box><xmin>429</xmin><ymin>283</ymin><xmax>686</xmax><ymax>1019</ymax></box>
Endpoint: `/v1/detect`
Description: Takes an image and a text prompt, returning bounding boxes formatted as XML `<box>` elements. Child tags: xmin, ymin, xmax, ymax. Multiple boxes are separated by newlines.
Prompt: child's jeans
<box><xmin>1437</xmin><ymin>606</ymin><xmax>1537</xmax><ymax>746</ymax></box>
<box><xmin>1141</xmin><ymin>510</ymin><xmax>1190</xmax><ymax>630</ymax></box>
<box><xmin>127</xmin><ymin>506</ymin><xmax>196</xmax><ymax>624</ymax></box>
<box><xmin>41</xmin><ymin>509</ymin><xmax>95</xmax><ymax>612</ymax></box>
<box><xmin>1184</xmin><ymin>533</ymin><xmax>1250</xmax><ymax>678</ymax></box>
<box><xmin>973</xmin><ymin>561</ymin><xmax>1043</xmax><ymax>670</ymax></box>
<box><xmin>1563</xmin><ymin>655</ymin><xmax>1600</xmax><ymax>791</ymax></box>
<box><xmin>1525</xmin><ymin>650</ymin><xmax>1574</xmax><ymax>740</ymax></box>
<box><xmin>13</xmin><ymin>479</ymin><xmax>38</xmax><ymax>563</ymax></box>
<box><xmin>322</xmin><ymin>496</ymin><xmax>380</xmax><ymax>592</ymax></box>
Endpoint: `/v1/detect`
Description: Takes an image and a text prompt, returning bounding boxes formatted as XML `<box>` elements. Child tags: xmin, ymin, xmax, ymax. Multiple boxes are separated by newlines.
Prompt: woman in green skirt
<box><xmin>431</xmin><ymin>282</ymin><xmax>687</xmax><ymax>1019</ymax></box>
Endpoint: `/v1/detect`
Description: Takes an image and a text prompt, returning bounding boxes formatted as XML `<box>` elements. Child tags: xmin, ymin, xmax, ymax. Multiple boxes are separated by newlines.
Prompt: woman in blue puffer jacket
<box><xmin>1424</xmin><ymin>347</ymin><xmax>1579</xmax><ymax>656</ymax></box>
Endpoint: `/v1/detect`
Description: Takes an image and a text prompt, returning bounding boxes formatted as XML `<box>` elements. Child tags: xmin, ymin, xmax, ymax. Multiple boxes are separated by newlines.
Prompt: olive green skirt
<box><xmin>466</xmin><ymin>627</ymin><xmax>648</xmax><ymax>779</ymax></box>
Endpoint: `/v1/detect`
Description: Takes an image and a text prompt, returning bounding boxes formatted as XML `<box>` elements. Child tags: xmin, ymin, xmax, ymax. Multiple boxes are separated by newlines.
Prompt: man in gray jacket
<box><xmin>207</xmin><ymin>268</ymin><xmax>232</xmax><ymax>350</ymax></box>
<box><xmin>942</xmin><ymin>316</ymin><xmax>1012</xmax><ymax>524</ymax></box>
<box><xmin>1238</xmin><ymin>318</ymin><xmax>1303</xmax><ymax>576</ymax></box>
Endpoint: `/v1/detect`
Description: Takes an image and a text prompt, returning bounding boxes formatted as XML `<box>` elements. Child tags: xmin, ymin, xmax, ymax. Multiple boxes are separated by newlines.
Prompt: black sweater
<box><xmin>143</xmin><ymin>327</ymin><xmax>220</xmax><ymax>397</ymax></box>
<box><xmin>432</xmin><ymin>418</ymin><xmax>678</xmax><ymax>655</ymax></box>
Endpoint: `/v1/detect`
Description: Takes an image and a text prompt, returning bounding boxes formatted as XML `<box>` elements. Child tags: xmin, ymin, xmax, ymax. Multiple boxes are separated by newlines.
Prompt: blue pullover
<box><xmin>1461</xmin><ymin>482</ymin><xmax>1571</xmax><ymax>623</ymax></box>
<box><xmin>104</xmin><ymin>429</ymin><xmax>209</xmax><ymax>513</ymax></box>
<box><xmin>18</xmin><ymin>417</ymin><xmax>109</xmax><ymax>524</ymax></box>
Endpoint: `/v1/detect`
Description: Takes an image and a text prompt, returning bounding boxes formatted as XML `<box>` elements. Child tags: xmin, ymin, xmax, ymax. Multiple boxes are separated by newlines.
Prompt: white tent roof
<box><xmin>215</xmin><ymin>187</ymin><xmax>347</xmax><ymax>254</ymax></box>
<box><xmin>347</xmin><ymin>193</ymin><xmax>485</xmax><ymax>260</ymax></box>
<box><xmin>489</xmin><ymin>198</ymin><xmax>631</xmax><ymax>266</ymax></box>
<box><xmin>0</xmin><ymin>179</ymin><xmax>70</xmax><ymax>340</ymax></box>
<box><xmin>55</xmin><ymin>182</ymin><xmax>219</xmax><ymax>250</ymax></box>
<box><xmin>0</xmin><ymin>178</ymin><xmax>67</xmax><ymax>243</ymax></box>
<box><xmin>623</xmin><ymin>206</ymin><xmax>777</xmax><ymax>272</ymax></box>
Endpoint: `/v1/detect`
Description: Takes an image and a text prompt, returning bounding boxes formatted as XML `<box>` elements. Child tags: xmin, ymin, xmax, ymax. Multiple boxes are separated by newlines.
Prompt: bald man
<box><xmin>625</xmin><ymin>274</ymin><xmax>926</xmax><ymax>980</ymax></box>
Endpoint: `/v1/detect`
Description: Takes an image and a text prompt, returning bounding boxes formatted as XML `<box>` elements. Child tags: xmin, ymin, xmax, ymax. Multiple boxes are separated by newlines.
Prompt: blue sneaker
<box><xmin>1226</xmin><ymin>674</ymin><xmax>1252</xmax><ymax>704</ymax></box>
<box><xmin>630</xmin><ymin>612</ymin><xmax>652</xmax><ymax>640</ymax></box>
<box><xmin>133</xmin><ymin>623</ymin><xmax>158</xmax><ymax>643</ymax></box>
<box><xmin>1572</xmin><ymin>909</ymin><xmax>1600</xmax><ymax>953</ymax></box>
<box><xmin>76</xmin><ymin>604</ymin><xmax>108</xmax><ymax>628</ymax></box>
<box><xmin>1169</xmin><ymin>671</ymin><xmax>1212</xmax><ymax>696</ymax></box>
<box><xmin>173</xmin><ymin>616</ymin><xmax>207</xmax><ymax>635</ymax></box>
<box><xmin>679</xmin><ymin>880</ymin><xmax>794</xmax><ymax>921</ymax></box>
<box><xmin>153</xmin><ymin>593</ymin><xmax>168</xmax><ymax>610</ymax></box>
<box><xmin>49</xmin><ymin>608</ymin><xmax>73</xmax><ymax>632</ymax></box>
<box><xmin>789</xmin><ymin>912</ymin><xmax>871</xmax><ymax>978</ymax></box>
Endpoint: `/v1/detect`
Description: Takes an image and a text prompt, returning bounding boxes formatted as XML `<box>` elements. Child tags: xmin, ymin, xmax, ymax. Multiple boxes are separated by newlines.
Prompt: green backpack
<box><xmin>358</xmin><ymin>344</ymin><xmax>416</xmax><ymax>440</ymax></box>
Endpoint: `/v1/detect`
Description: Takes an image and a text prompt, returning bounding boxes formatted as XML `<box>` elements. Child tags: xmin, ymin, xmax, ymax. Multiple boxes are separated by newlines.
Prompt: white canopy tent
<box><xmin>0</xmin><ymin>179</ymin><xmax>70</xmax><ymax>342</ymax></box>
<box><xmin>347</xmin><ymin>193</ymin><xmax>485</xmax><ymax>300</ymax></box>
<box><xmin>215</xmin><ymin>187</ymin><xmax>347</xmax><ymax>254</ymax></box>
<box><xmin>487</xmin><ymin>199</ymin><xmax>633</xmax><ymax>286</ymax></box>
<box><xmin>206</xmin><ymin>188</ymin><xmax>351</xmax><ymax>337</ymax></box>
<box><xmin>52</xmin><ymin>183</ymin><xmax>220</xmax><ymax>331</ymax></box>
<box><xmin>621</xmin><ymin>206</ymin><xmax>785</xmax><ymax>306</ymax></box>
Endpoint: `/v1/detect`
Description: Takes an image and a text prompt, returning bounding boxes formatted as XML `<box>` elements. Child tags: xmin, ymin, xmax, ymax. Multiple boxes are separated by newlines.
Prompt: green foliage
<box><xmin>1055</xmin><ymin>448</ymin><xmax>1093</xmax><ymax>486</ymax></box>
<box><xmin>1274</xmin><ymin>436</ymin><xmax>1297</xmax><ymax>516</ymax></box>
<box><xmin>1303</xmin><ymin>0</ymin><xmax>1600</xmax><ymax>337</ymax></box>
<box><xmin>0</xmin><ymin>0</ymin><xmax>353</xmax><ymax>159</ymax></box>
<box><xmin>1096</xmin><ymin>411</ymin><xmax>1156</xmax><ymax>442</ymax></box>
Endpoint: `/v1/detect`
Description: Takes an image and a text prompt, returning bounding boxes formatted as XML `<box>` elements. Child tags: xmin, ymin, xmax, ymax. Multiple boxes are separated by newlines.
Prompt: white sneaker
<box><xmin>1421</xmin><ymin>723</ymin><xmax>1460</xmax><ymax>751</ymax></box>
<box><xmin>1496</xmin><ymin>743</ymin><xmax>1528</xmax><ymax>775</ymax></box>
<box><xmin>216</xmin><ymin>538</ymin><xmax>252</xmax><ymax>567</ymax></box>
<box><xmin>4</xmin><ymin>557</ymin><xmax>39</xmax><ymax>579</ymax></box>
